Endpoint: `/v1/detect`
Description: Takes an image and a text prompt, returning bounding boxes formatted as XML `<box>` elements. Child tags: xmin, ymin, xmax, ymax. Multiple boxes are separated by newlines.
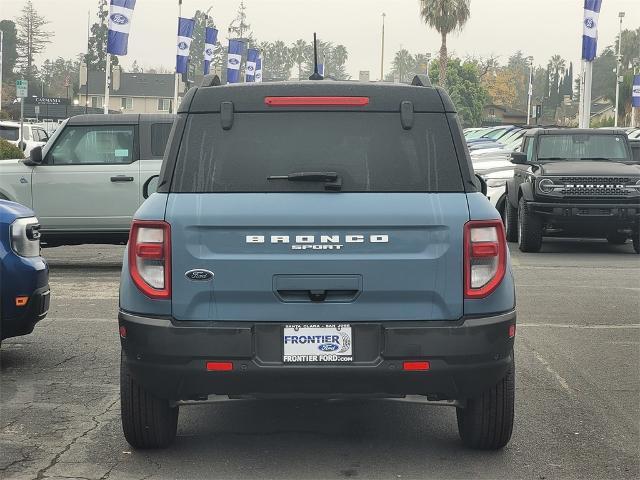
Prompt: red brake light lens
<box><xmin>129</xmin><ymin>220</ymin><xmax>171</xmax><ymax>299</ymax></box>
<box><xmin>206</xmin><ymin>361</ymin><xmax>234</xmax><ymax>372</ymax></box>
<box><xmin>264</xmin><ymin>96</ymin><xmax>370</xmax><ymax>107</ymax></box>
<box><xmin>403</xmin><ymin>361</ymin><xmax>431</xmax><ymax>371</ymax></box>
<box><xmin>464</xmin><ymin>220</ymin><xmax>507</xmax><ymax>299</ymax></box>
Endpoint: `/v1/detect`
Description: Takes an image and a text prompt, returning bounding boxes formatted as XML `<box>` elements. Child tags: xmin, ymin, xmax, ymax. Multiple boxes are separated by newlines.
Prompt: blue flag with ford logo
<box><xmin>176</xmin><ymin>17</ymin><xmax>195</xmax><ymax>74</ymax></box>
<box><xmin>203</xmin><ymin>27</ymin><xmax>218</xmax><ymax>75</ymax></box>
<box><xmin>107</xmin><ymin>0</ymin><xmax>136</xmax><ymax>55</ymax></box>
<box><xmin>633</xmin><ymin>75</ymin><xmax>640</xmax><ymax>108</ymax></box>
<box><xmin>245</xmin><ymin>48</ymin><xmax>260</xmax><ymax>82</ymax></box>
<box><xmin>581</xmin><ymin>0</ymin><xmax>602</xmax><ymax>61</ymax></box>
<box><xmin>227</xmin><ymin>39</ymin><xmax>245</xmax><ymax>84</ymax></box>
<box><xmin>255</xmin><ymin>57</ymin><xmax>263</xmax><ymax>83</ymax></box>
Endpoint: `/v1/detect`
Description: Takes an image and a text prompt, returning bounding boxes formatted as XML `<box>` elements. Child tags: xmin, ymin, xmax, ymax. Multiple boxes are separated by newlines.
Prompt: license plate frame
<box><xmin>282</xmin><ymin>324</ymin><xmax>353</xmax><ymax>363</ymax></box>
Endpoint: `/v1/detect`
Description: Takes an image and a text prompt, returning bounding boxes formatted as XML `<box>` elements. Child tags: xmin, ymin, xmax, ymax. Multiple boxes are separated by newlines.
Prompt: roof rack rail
<box><xmin>201</xmin><ymin>74</ymin><xmax>222</xmax><ymax>87</ymax></box>
<box><xmin>411</xmin><ymin>74</ymin><xmax>432</xmax><ymax>87</ymax></box>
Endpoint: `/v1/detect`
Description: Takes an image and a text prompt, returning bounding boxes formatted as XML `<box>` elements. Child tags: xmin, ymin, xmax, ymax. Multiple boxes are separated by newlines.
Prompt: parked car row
<box><xmin>465</xmin><ymin>125</ymin><xmax>640</xmax><ymax>253</ymax></box>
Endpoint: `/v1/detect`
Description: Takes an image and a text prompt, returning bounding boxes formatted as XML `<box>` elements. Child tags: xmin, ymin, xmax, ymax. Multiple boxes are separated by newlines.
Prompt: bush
<box><xmin>0</xmin><ymin>139</ymin><xmax>25</xmax><ymax>160</ymax></box>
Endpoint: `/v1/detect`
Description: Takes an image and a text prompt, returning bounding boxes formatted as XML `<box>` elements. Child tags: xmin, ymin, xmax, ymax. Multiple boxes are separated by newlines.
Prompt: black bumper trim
<box><xmin>1</xmin><ymin>285</ymin><xmax>50</xmax><ymax>340</ymax></box>
<box><xmin>119</xmin><ymin>310</ymin><xmax>516</xmax><ymax>401</ymax></box>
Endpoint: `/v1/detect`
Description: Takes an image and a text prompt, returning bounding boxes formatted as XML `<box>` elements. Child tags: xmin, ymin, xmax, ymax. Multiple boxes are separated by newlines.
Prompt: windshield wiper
<box><xmin>579</xmin><ymin>157</ymin><xmax>614</xmax><ymax>161</ymax></box>
<box><xmin>267</xmin><ymin>171</ymin><xmax>342</xmax><ymax>191</ymax></box>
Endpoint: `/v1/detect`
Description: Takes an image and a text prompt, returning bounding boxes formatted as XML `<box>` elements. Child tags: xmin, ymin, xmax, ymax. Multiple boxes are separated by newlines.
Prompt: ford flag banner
<box><xmin>227</xmin><ymin>39</ymin><xmax>245</xmax><ymax>84</ymax></box>
<box><xmin>203</xmin><ymin>27</ymin><xmax>218</xmax><ymax>75</ymax></box>
<box><xmin>582</xmin><ymin>0</ymin><xmax>602</xmax><ymax>61</ymax></box>
<box><xmin>107</xmin><ymin>0</ymin><xmax>136</xmax><ymax>56</ymax></box>
<box><xmin>255</xmin><ymin>57</ymin><xmax>263</xmax><ymax>83</ymax></box>
<box><xmin>633</xmin><ymin>75</ymin><xmax>640</xmax><ymax>108</ymax></box>
<box><xmin>245</xmin><ymin>48</ymin><xmax>260</xmax><ymax>82</ymax></box>
<box><xmin>176</xmin><ymin>17</ymin><xmax>195</xmax><ymax>74</ymax></box>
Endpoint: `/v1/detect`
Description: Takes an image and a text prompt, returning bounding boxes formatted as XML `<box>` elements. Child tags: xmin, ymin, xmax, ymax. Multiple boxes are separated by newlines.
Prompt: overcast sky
<box><xmin>2</xmin><ymin>0</ymin><xmax>640</xmax><ymax>78</ymax></box>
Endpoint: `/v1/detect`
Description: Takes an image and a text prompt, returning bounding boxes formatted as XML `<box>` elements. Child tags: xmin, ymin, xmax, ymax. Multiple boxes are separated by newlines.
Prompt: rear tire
<box><xmin>606</xmin><ymin>232</ymin><xmax>627</xmax><ymax>245</ymax></box>
<box><xmin>120</xmin><ymin>352</ymin><xmax>178</xmax><ymax>449</ymax></box>
<box><xmin>503</xmin><ymin>199</ymin><xmax>518</xmax><ymax>243</ymax></box>
<box><xmin>517</xmin><ymin>197</ymin><xmax>542</xmax><ymax>253</ymax></box>
<box><xmin>457</xmin><ymin>358</ymin><xmax>515</xmax><ymax>450</ymax></box>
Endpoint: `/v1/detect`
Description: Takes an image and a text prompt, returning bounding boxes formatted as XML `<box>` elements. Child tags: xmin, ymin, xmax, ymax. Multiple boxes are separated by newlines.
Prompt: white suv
<box><xmin>0</xmin><ymin>114</ymin><xmax>174</xmax><ymax>246</ymax></box>
<box><xmin>0</xmin><ymin>121</ymin><xmax>49</xmax><ymax>157</ymax></box>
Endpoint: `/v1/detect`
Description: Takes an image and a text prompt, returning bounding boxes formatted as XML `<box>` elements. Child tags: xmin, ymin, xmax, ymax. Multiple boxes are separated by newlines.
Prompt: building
<box><xmin>483</xmin><ymin>104</ymin><xmax>527</xmax><ymax>125</ymax></box>
<box><xmin>567</xmin><ymin>96</ymin><xmax>615</xmax><ymax>126</ymax></box>
<box><xmin>78</xmin><ymin>67</ymin><xmax>186</xmax><ymax>114</ymax></box>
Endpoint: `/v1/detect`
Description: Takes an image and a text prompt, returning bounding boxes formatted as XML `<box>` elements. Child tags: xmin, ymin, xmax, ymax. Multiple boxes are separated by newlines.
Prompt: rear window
<box><xmin>0</xmin><ymin>126</ymin><xmax>19</xmax><ymax>141</ymax></box>
<box><xmin>170</xmin><ymin>112</ymin><xmax>463</xmax><ymax>193</ymax></box>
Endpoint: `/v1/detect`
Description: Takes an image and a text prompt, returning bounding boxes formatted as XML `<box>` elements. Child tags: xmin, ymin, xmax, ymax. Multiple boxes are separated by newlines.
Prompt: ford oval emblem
<box><xmin>111</xmin><ymin>13</ymin><xmax>129</xmax><ymax>25</ymax></box>
<box><xmin>247</xmin><ymin>65</ymin><xmax>255</xmax><ymax>72</ymax></box>
<box><xmin>178</xmin><ymin>41</ymin><xmax>188</xmax><ymax>50</ymax></box>
<box><xmin>206</xmin><ymin>48</ymin><xmax>214</xmax><ymax>56</ymax></box>
<box><xmin>584</xmin><ymin>17</ymin><xmax>595</xmax><ymax>29</ymax></box>
<box><xmin>318</xmin><ymin>343</ymin><xmax>339</xmax><ymax>352</ymax></box>
<box><xmin>185</xmin><ymin>269</ymin><xmax>214</xmax><ymax>281</ymax></box>
<box><xmin>229</xmin><ymin>58</ymin><xmax>240</xmax><ymax>66</ymax></box>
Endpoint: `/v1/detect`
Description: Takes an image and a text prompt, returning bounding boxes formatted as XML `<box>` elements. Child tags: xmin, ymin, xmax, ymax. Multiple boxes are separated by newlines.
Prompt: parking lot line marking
<box><xmin>519</xmin><ymin>323</ymin><xmax>640</xmax><ymax>329</ymax></box>
<box><xmin>531</xmin><ymin>350</ymin><xmax>574</xmax><ymax>396</ymax></box>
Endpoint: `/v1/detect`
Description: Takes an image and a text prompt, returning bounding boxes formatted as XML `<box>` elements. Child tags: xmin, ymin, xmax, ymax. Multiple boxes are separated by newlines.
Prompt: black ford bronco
<box><xmin>504</xmin><ymin>129</ymin><xmax>640</xmax><ymax>253</ymax></box>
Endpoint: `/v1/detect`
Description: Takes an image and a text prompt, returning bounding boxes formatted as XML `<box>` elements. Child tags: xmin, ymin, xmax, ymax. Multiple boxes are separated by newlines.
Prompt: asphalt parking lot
<box><xmin>1</xmin><ymin>240</ymin><xmax>639</xmax><ymax>480</ymax></box>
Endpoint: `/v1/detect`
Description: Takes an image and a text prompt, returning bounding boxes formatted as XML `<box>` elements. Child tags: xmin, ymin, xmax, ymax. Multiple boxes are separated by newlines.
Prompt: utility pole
<box><xmin>173</xmin><ymin>0</ymin><xmax>182</xmax><ymax>114</ymax></box>
<box><xmin>0</xmin><ymin>30</ymin><xmax>3</xmax><ymax>114</ymax></box>
<box><xmin>85</xmin><ymin>10</ymin><xmax>90</xmax><ymax>114</ymax></box>
<box><xmin>526</xmin><ymin>56</ymin><xmax>534</xmax><ymax>126</ymax></box>
<box><xmin>426</xmin><ymin>52</ymin><xmax>431</xmax><ymax>77</ymax></box>
<box><xmin>380</xmin><ymin>13</ymin><xmax>386</xmax><ymax>81</ymax></box>
<box><xmin>614</xmin><ymin>11</ymin><xmax>624</xmax><ymax>127</ymax></box>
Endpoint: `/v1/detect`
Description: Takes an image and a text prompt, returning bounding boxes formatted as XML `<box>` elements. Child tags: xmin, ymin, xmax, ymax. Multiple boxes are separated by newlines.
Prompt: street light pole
<box><xmin>614</xmin><ymin>11</ymin><xmax>624</xmax><ymax>127</ymax></box>
<box><xmin>426</xmin><ymin>52</ymin><xmax>431</xmax><ymax>77</ymax></box>
<box><xmin>380</xmin><ymin>13</ymin><xmax>386</xmax><ymax>81</ymax></box>
<box><xmin>526</xmin><ymin>56</ymin><xmax>534</xmax><ymax>126</ymax></box>
<box><xmin>0</xmin><ymin>30</ymin><xmax>4</xmax><ymax>114</ymax></box>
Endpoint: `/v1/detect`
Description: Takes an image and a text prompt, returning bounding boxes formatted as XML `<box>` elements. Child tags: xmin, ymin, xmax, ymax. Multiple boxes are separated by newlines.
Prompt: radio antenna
<box><xmin>309</xmin><ymin>32</ymin><xmax>323</xmax><ymax>80</ymax></box>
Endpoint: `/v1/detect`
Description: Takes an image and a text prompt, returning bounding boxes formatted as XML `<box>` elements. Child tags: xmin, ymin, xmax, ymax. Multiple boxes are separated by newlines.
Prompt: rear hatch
<box><xmin>165</xmin><ymin>107</ymin><xmax>469</xmax><ymax>322</ymax></box>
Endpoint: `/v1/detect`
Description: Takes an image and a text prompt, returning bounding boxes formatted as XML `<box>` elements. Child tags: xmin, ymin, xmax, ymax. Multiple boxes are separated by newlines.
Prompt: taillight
<box><xmin>464</xmin><ymin>220</ymin><xmax>506</xmax><ymax>299</ymax></box>
<box><xmin>129</xmin><ymin>220</ymin><xmax>171</xmax><ymax>299</ymax></box>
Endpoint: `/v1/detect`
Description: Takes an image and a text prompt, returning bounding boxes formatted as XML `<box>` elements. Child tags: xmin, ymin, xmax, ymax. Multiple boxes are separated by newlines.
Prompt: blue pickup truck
<box><xmin>118</xmin><ymin>77</ymin><xmax>517</xmax><ymax>450</ymax></box>
<box><xmin>0</xmin><ymin>200</ymin><xmax>49</xmax><ymax>343</ymax></box>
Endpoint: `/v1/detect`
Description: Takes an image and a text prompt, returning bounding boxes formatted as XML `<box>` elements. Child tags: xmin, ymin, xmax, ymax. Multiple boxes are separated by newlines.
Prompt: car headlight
<box><xmin>538</xmin><ymin>178</ymin><xmax>556</xmax><ymax>193</ymax></box>
<box><xmin>11</xmin><ymin>217</ymin><xmax>41</xmax><ymax>257</ymax></box>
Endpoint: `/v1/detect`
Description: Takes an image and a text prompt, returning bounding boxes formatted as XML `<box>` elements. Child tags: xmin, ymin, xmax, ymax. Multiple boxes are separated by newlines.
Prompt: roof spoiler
<box><xmin>411</xmin><ymin>74</ymin><xmax>432</xmax><ymax>87</ymax></box>
<box><xmin>201</xmin><ymin>74</ymin><xmax>222</xmax><ymax>87</ymax></box>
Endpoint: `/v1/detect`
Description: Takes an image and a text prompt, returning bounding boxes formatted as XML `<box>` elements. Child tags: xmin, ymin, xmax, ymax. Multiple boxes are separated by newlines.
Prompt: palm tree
<box><xmin>392</xmin><ymin>49</ymin><xmax>415</xmax><ymax>83</ymax></box>
<box><xmin>418</xmin><ymin>0</ymin><xmax>470</xmax><ymax>88</ymax></box>
<box><xmin>291</xmin><ymin>39</ymin><xmax>308</xmax><ymax>80</ymax></box>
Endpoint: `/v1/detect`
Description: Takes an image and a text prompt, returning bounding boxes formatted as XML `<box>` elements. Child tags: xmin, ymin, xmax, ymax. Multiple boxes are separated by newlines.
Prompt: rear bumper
<box><xmin>1</xmin><ymin>285</ymin><xmax>50</xmax><ymax>340</ymax></box>
<box><xmin>119</xmin><ymin>310</ymin><xmax>516</xmax><ymax>401</ymax></box>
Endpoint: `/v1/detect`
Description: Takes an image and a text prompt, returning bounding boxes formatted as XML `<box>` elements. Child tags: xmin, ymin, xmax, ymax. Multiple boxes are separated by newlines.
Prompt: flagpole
<box><xmin>104</xmin><ymin>53</ymin><xmax>111</xmax><ymax>114</ymax></box>
<box><xmin>0</xmin><ymin>30</ymin><xmax>4</xmax><ymax>113</ymax></box>
<box><xmin>173</xmin><ymin>0</ymin><xmax>182</xmax><ymax>114</ymax></box>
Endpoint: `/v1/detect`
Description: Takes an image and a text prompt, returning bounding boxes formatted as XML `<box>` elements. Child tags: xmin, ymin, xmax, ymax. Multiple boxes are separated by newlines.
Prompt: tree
<box><xmin>301</xmin><ymin>40</ymin><xmax>349</xmax><ymax>80</ymax></box>
<box><xmin>548</xmin><ymin>54</ymin><xmax>566</xmax><ymax>107</ymax></box>
<box><xmin>39</xmin><ymin>57</ymin><xmax>80</xmax><ymax>98</ymax></box>
<box><xmin>86</xmin><ymin>0</ymin><xmax>119</xmax><ymax>72</ymax></box>
<box><xmin>228</xmin><ymin>1</ymin><xmax>255</xmax><ymax>45</ymax></box>
<box><xmin>0</xmin><ymin>20</ymin><xmax>18</xmax><ymax>87</ymax></box>
<box><xmin>391</xmin><ymin>49</ymin><xmax>414</xmax><ymax>83</ymax></box>
<box><xmin>429</xmin><ymin>57</ymin><xmax>487</xmax><ymax>127</ymax></box>
<box><xmin>15</xmin><ymin>0</ymin><xmax>53</xmax><ymax>81</ymax></box>
<box><xmin>291</xmin><ymin>39</ymin><xmax>308</xmax><ymax>80</ymax></box>
<box><xmin>260</xmin><ymin>41</ymin><xmax>293</xmax><ymax>80</ymax></box>
<box><xmin>484</xmin><ymin>68</ymin><xmax>519</xmax><ymax>108</ymax></box>
<box><xmin>418</xmin><ymin>0</ymin><xmax>470</xmax><ymax>89</ymax></box>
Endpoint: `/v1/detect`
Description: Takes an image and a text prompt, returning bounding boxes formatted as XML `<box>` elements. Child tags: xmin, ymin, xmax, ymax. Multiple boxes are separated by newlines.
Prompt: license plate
<box><xmin>283</xmin><ymin>324</ymin><xmax>353</xmax><ymax>363</ymax></box>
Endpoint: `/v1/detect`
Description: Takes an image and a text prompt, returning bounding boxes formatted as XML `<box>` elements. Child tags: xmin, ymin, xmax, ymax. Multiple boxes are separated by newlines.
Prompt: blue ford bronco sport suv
<box><xmin>118</xmin><ymin>76</ymin><xmax>517</xmax><ymax>450</ymax></box>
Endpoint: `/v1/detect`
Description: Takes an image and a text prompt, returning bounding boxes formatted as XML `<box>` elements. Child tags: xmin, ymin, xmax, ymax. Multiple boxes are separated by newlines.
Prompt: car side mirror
<box><xmin>510</xmin><ymin>152</ymin><xmax>529</xmax><ymax>165</ymax></box>
<box><xmin>143</xmin><ymin>175</ymin><xmax>160</xmax><ymax>199</ymax></box>
<box><xmin>475</xmin><ymin>174</ymin><xmax>488</xmax><ymax>196</ymax></box>
<box><xmin>23</xmin><ymin>146</ymin><xmax>43</xmax><ymax>166</ymax></box>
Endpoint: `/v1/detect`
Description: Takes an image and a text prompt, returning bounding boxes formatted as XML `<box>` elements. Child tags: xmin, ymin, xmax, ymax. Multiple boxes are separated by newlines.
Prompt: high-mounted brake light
<box><xmin>403</xmin><ymin>361</ymin><xmax>430</xmax><ymax>371</ymax></box>
<box><xmin>206</xmin><ymin>361</ymin><xmax>234</xmax><ymax>372</ymax></box>
<box><xmin>264</xmin><ymin>96</ymin><xmax>370</xmax><ymax>107</ymax></box>
<box><xmin>464</xmin><ymin>220</ymin><xmax>507</xmax><ymax>299</ymax></box>
<box><xmin>129</xmin><ymin>220</ymin><xmax>171</xmax><ymax>299</ymax></box>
